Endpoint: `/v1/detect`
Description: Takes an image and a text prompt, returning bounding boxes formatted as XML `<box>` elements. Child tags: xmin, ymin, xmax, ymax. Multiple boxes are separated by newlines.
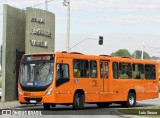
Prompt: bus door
<box><xmin>100</xmin><ymin>61</ymin><xmax>109</xmax><ymax>92</ymax></box>
<box><xmin>55</xmin><ymin>58</ymin><xmax>70</xmax><ymax>92</ymax></box>
<box><xmin>55</xmin><ymin>57</ymin><xmax>73</xmax><ymax>103</ymax></box>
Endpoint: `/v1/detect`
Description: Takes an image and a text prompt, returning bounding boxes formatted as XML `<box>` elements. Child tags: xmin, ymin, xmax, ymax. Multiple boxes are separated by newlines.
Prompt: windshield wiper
<box><xmin>36</xmin><ymin>62</ymin><xmax>46</xmax><ymax>74</ymax></box>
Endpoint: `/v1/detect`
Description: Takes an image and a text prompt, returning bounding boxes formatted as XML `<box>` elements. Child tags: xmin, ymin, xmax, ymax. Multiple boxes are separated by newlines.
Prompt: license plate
<box><xmin>30</xmin><ymin>100</ymin><xmax>36</xmax><ymax>103</ymax></box>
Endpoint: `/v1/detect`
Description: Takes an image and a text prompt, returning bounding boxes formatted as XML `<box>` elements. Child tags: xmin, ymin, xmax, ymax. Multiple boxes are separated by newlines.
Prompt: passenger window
<box><xmin>56</xmin><ymin>64</ymin><xmax>69</xmax><ymax>87</ymax></box>
<box><xmin>132</xmin><ymin>64</ymin><xmax>144</xmax><ymax>79</ymax></box>
<box><xmin>112</xmin><ymin>62</ymin><xmax>119</xmax><ymax>79</ymax></box>
<box><xmin>119</xmin><ymin>63</ymin><xmax>132</xmax><ymax>79</ymax></box>
<box><xmin>73</xmin><ymin>60</ymin><xmax>89</xmax><ymax>78</ymax></box>
<box><xmin>145</xmin><ymin>64</ymin><xmax>156</xmax><ymax>80</ymax></box>
<box><xmin>90</xmin><ymin>60</ymin><xmax>97</xmax><ymax>78</ymax></box>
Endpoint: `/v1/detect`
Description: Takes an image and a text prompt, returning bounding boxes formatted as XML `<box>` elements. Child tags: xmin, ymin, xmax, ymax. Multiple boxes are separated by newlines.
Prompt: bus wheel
<box><xmin>122</xmin><ymin>92</ymin><xmax>136</xmax><ymax>107</ymax></box>
<box><xmin>73</xmin><ymin>92</ymin><xmax>85</xmax><ymax>110</ymax></box>
<box><xmin>97</xmin><ymin>102</ymin><xmax>110</xmax><ymax>108</ymax></box>
<box><xmin>43</xmin><ymin>103</ymin><xmax>50</xmax><ymax>110</ymax></box>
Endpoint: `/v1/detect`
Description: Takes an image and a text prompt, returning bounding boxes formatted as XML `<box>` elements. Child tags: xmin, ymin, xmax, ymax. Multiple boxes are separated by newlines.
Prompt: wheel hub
<box><xmin>129</xmin><ymin>96</ymin><xmax>134</xmax><ymax>105</ymax></box>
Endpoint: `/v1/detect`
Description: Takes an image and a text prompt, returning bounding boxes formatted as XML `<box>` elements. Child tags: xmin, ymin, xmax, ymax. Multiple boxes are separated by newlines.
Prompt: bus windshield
<box><xmin>20</xmin><ymin>55</ymin><xmax>54</xmax><ymax>91</ymax></box>
<box><xmin>20</xmin><ymin>62</ymin><xmax>53</xmax><ymax>87</ymax></box>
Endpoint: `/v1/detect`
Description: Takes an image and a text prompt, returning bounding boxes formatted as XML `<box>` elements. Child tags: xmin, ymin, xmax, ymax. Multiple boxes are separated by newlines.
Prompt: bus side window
<box><xmin>132</xmin><ymin>64</ymin><xmax>144</xmax><ymax>79</ymax></box>
<box><xmin>145</xmin><ymin>64</ymin><xmax>156</xmax><ymax>80</ymax></box>
<box><xmin>56</xmin><ymin>64</ymin><xmax>69</xmax><ymax>87</ymax></box>
<box><xmin>90</xmin><ymin>60</ymin><xmax>97</xmax><ymax>78</ymax></box>
<box><xmin>119</xmin><ymin>63</ymin><xmax>132</xmax><ymax>79</ymax></box>
<box><xmin>112</xmin><ymin>62</ymin><xmax>119</xmax><ymax>79</ymax></box>
<box><xmin>73</xmin><ymin>60</ymin><xmax>81</xmax><ymax>77</ymax></box>
<box><xmin>73</xmin><ymin>59</ymin><xmax>89</xmax><ymax>78</ymax></box>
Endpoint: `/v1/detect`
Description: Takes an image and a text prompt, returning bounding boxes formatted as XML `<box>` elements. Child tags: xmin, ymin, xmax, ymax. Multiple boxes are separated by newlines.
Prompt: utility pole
<box><xmin>63</xmin><ymin>0</ymin><xmax>70</xmax><ymax>52</ymax></box>
<box><xmin>141</xmin><ymin>40</ymin><xmax>144</xmax><ymax>60</ymax></box>
<box><xmin>45</xmin><ymin>0</ymin><xmax>48</xmax><ymax>10</ymax></box>
<box><xmin>32</xmin><ymin>1</ymin><xmax>34</xmax><ymax>8</ymax></box>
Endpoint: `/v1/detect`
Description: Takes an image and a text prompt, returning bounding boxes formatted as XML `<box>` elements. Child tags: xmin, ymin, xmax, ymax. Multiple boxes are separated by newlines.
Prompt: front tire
<box><xmin>43</xmin><ymin>103</ymin><xmax>50</xmax><ymax>110</ymax></box>
<box><xmin>73</xmin><ymin>92</ymin><xmax>85</xmax><ymax>110</ymax></box>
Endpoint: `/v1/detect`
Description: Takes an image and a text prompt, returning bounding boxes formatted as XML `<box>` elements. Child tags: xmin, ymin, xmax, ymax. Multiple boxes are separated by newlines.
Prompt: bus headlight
<box><xmin>45</xmin><ymin>88</ymin><xmax>53</xmax><ymax>96</ymax></box>
<box><xmin>18</xmin><ymin>88</ymin><xmax>23</xmax><ymax>96</ymax></box>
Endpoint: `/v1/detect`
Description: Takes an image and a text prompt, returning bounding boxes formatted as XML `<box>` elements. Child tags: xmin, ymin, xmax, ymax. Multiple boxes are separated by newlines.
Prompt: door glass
<box><xmin>100</xmin><ymin>62</ymin><xmax>108</xmax><ymax>78</ymax></box>
<box><xmin>100</xmin><ymin>62</ymin><xmax>103</xmax><ymax>78</ymax></box>
<box><xmin>104</xmin><ymin>62</ymin><xmax>108</xmax><ymax>78</ymax></box>
<box><xmin>56</xmin><ymin>64</ymin><xmax>69</xmax><ymax>87</ymax></box>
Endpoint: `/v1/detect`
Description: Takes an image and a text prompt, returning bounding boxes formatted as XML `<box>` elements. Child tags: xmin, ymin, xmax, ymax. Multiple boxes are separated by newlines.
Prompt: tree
<box><xmin>132</xmin><ymin>50</ymin><xmax>150</xmax><ymax>59</ymax></box>
<box><xmin>150</xmin><ymin>56</ymin><xmax>159</xmax><ymax>60</ymax></box>
<box><xmin>111</xmin><ymin>49</ymin><xmax>132</xmax><ymax>57</ymax></box>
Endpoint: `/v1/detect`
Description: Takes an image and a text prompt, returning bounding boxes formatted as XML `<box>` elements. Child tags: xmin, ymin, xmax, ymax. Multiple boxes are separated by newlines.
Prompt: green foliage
<box><xmin>151</xmin><ymin>56</ymin><xmax>159</xmax><ymax>60</ymax></box>
<box><xmin>118</xmin><ymin>108</ymin><xmax>160</xmax><ymax>116</ymax></box>
<box><xmin>0</xmin><ymin>80</ymin><xmax>1</xmax><ymax>88</ymax></box>
<box><xmin>111</xmin><ymin>49</ymin><xmax>132</xmax><ymax>57</ymax></box>
<box><xmin>132</xmin><ymin>50</ymin><xmax>150</xmax><ymax>59</ymax></box>
<box><xmin>111</xmin><ymin>49</ymin><xmax>151</xmax><ymax>59</ymax></box>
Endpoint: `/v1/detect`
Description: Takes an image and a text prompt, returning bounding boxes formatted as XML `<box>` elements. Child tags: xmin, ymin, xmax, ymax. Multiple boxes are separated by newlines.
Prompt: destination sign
<box><xmin>22</xmin><ymin>55</ymin><xmax>54</xmax><ymax>63</ymax></box>
<box><xmin>30</xmin><ymin>56</ymin><xmax>51</xmax><ymax>61</ymax></box>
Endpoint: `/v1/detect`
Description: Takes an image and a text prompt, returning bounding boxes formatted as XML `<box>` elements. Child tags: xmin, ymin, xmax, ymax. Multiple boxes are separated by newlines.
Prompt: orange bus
<box><xmin>18</xmin><ymin>52</ymin><xmax>159</xmax><ymax>109</ymax></box>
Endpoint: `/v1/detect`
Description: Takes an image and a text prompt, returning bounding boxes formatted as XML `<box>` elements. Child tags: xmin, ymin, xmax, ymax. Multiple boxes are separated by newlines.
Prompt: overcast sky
<box><xmin>1</xmin><ymin>0</ymin><xmax>160</xmax><ymax>57</ymax></box>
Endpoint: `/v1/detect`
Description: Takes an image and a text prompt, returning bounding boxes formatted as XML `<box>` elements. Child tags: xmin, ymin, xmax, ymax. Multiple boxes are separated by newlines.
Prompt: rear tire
<box><xmin>121</xmin><ymin>92</ymin><xmax>136</xmax><ymax>107</ymax></box>
<box><xmin>73</xmin><ymin>92</ymin><xmax>85</xmax><ymax>110</ymax></box>
<box><xmin>43</xmin><ymin>103</ymin><xmax>50</xmax><ymax>110</ymax></box>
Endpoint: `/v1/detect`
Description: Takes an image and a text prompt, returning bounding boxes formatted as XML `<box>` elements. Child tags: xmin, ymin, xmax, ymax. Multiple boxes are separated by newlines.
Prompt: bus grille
<box><xmin>24</xmin><ymin>97</ymin><xmax>42</xmax><ymax>103</ymax></box>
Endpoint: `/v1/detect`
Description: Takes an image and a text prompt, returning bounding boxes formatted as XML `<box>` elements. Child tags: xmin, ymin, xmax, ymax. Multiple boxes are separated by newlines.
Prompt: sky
<box><xmin>1</xmin><ymin>0</ymin><xmax>160</xmax><ymax>57</ymax></box>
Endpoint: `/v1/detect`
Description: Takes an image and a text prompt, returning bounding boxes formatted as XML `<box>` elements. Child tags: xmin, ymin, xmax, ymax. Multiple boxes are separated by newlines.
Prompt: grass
<box><xmin>0</xmin><ymin>74</ymin><xmax>1</xmax><ymax>102</ymax></box>
<box><xmin>118</xmin><ymin>107</ymin><xmax>160</xmax><ymax>117</ymax></box>
<box><xmin>0</xmin><ymin>73</ymin><xmax>1</xmax><ymax>88</ymax></box>
<box><xmin>0</xmin><ymin>80</ymin><xmax>1</xmax><ymax>88</ymax></box>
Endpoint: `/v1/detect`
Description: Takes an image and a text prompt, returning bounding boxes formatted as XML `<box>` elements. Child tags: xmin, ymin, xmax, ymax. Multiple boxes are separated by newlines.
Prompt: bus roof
<box><xmin>23</xmin><ymin>51</ymin><xmax>158</xmax><ymax>64</ymax></box>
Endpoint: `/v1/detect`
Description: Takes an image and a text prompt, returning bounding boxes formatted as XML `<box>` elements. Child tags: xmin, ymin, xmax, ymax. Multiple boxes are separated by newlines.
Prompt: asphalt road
<box><xmin>0</xmin><ymin>97</ymin><xmax>160</xmax><ymax>118</ymax></box>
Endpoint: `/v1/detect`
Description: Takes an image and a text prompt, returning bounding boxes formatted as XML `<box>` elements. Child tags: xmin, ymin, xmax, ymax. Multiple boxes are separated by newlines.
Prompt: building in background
<box><xmin>1</xmin><ymin>4</ymin><xmax>55</xmax><ymax>101</ymax></box>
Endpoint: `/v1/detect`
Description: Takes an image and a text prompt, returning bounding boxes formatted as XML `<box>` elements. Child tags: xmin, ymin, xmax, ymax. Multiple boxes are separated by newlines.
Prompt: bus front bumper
<box><xmin>19</xmin><ymin>94</ymin><xmax>56</xmax><ymax>104</ymax></box>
